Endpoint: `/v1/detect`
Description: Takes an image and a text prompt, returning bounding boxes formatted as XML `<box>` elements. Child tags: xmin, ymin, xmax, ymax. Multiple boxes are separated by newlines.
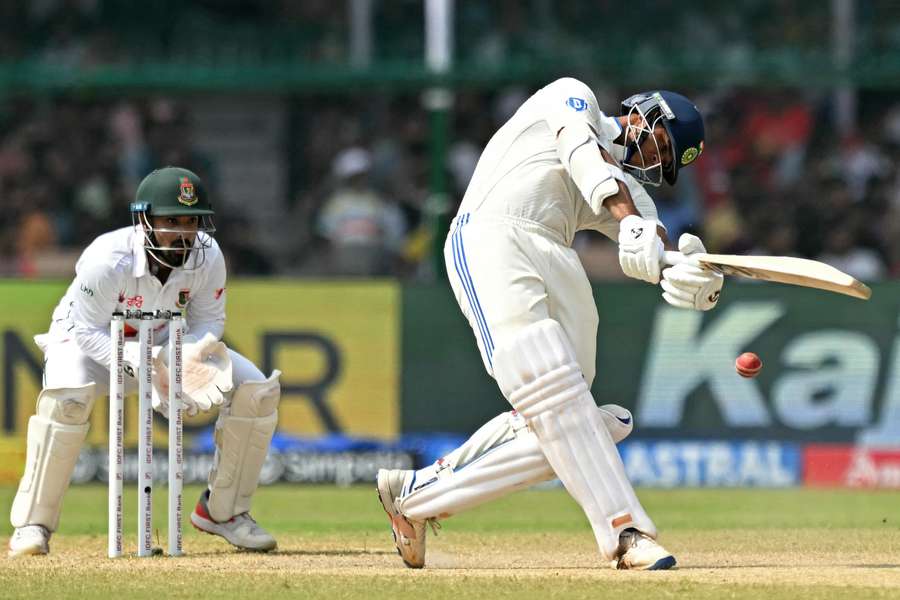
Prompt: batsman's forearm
<box><xmin>603</xmin><ymin>183</ymin><xmax>641</xmax><ymax>221</ymax></box>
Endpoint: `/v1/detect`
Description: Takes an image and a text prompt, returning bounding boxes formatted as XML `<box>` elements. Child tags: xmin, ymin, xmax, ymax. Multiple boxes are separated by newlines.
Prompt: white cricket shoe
<box><xmin>614</xmin><ymin>528</ymin><xmax>677</xmax><ymax>570</ymax></box>
<box><xmin>377</xmin><ymin>468</ymin><xmax>428</xmax><ymax>568</ymax></box>
<box><xmin>8</xmin><ymin>525</ymin><xmax>50</xmax><ymax>558</ymax></box>
<box><xmin>190</xmin><ymin>489</ymin><xmax>277</xmax><ymax>552</ymax></box>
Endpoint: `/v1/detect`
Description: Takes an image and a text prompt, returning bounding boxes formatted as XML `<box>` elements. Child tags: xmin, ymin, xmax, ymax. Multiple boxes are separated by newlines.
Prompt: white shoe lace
<box><xmin>426</xmin><ymin>518</ymin><xmax>441</xmax><ymax>536</ymax></box>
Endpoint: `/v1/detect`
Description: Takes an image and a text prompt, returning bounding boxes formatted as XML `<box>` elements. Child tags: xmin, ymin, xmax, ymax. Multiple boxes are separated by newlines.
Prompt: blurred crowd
<box><xmin>4</xmin><ymin>85</ymin><xmax>900</xmax><ymax>282</ymax></box>
<box><xmin>2</xmin><ymin>0</ymin><xmax>900</xmax><ymax>281</ymax></box>
<box><xmin>0</xmin><ymin>96</ymin><xmax>217</xmax><ymax>276</ymax></box>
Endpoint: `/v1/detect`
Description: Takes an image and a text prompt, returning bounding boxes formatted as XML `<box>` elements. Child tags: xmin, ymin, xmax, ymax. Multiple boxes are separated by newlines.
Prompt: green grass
<box><xmin>1</xmin><ymin>485</ymin><xmax>900</xmax><ymax>599</ymax></box>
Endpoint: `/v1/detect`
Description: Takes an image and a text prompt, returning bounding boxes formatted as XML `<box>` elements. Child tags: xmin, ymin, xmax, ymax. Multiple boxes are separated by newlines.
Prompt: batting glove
<box><xmin>660</xmin><ymin>233</ymin><xmax>724</xmax><ymax>311</ymax></box>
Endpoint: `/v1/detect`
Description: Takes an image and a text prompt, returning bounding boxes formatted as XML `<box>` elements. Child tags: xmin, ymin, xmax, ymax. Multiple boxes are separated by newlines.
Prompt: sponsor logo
<box><xmin>707</xmin><ymin>290</ymin><xmax>720</xmax><ymax>303</ymax></box>
<box><xmin>71</xmin><ymin>448</ymin><xmax>414</xmax><ymax>487</ymax></box>
<box><xmin>631</xmin><ymin>227</ymin><xmax>644</xmax><ymax>238</ymax></box>
<box><xmin>635</xmin><ymin>301</ymin><xmax>900</xmax><ymax>439</ymax></box>
<box><xmin>617</xmin><ymin>415</ymin><xmax>632</xmax><ymax>425</ymax></box>
<box><xmin>124</xmin><ymin>295</ymin><xmax>143</xmax><ymax>308</ymax></box>
<box><xmin>804</xmin><ymin>445</ymin><xmax>900</xmax><ymax>488</ymax></box>
<box><xmin>214</xmin><ymin>287</ymin><xmax>225</xmax><ymax>300</ymax></box>
<box><xmin>566</xmin><ymin>97</ymin><xmax>588</xmax><ymax>112</ymax></box>
<box><xmin>80</xmin><ymin>283</ymin><xmax>94</xmax><ymax>297</ymax></box>
<box><xmin>177</xmin><ymin>176</ymin><xmax>197</xmax><ymax>206</ymax></box>
<box><xmin>620</xmin><ymin>440</ymin><xmax>801</xmax><ymax>487</ymax></box>
<box><xmin>176</xmin><ymin>288</ymin><xmax>191</xmax><ymax>308</ymax></box>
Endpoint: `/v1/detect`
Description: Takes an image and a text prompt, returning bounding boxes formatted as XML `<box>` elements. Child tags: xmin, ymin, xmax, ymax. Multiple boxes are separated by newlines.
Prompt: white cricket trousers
<box><xmin>444</xmin><ymin>212</ymin><xmax>599</xmax><ymax>384</ymax></box>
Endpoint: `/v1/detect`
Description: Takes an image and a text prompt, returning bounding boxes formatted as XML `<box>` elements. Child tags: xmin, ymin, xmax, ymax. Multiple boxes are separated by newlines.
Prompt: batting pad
<box><xmin>493</xmin><ymin>319</ymin><xmax>656</xmax><ymax>560</ymax></box>
<box><xmin>11</xmin><ymin>384</ymin><xmax>96</xmax><ymax>531</ymax></box>
<box><xmin>398</xmin><ymin>411</ymin><xmax>554</xmax><ymax>521</ymax></box>
<box><xmin>208</xmin><ymin>371</ymin><xmax>280</xmax><ymax>522</ymax></box>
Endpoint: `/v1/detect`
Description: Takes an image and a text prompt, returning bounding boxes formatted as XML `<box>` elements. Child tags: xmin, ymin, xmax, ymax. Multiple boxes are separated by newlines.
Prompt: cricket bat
<box><xmin>663</xmin><ymin>252</ymin><xmax>872</xmax><ymax>300</ymax></box>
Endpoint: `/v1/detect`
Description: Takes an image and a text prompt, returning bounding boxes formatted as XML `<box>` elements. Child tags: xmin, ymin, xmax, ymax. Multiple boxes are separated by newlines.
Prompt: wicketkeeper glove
<box><xmin>152</xmin><ymin>333</ymin><xmax>233</xmax><ymax>417</ymax></box>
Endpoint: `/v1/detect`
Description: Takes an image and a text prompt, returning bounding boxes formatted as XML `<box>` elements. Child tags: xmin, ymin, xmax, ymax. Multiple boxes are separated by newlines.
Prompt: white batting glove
<box><xmin>617</xmin><ymin>215</ymin><xmax>665</xmax><ymax>284</ymax></box>
<box><xmin>660</xmin><ymin>233</ymin><xmax>724</xmax><ymax>311</ymax></box>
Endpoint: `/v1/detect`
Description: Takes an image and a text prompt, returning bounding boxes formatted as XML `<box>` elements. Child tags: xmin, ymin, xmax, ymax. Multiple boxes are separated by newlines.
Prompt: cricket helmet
<box><xmin>130</xmin><ymin>167</ymin><xmax>216</xmax><ymax>269</ymax></box>
<box><xmin>620</xmin><ymin>90</ymin><xmax>705</xmax><ymax>186</ymax></box>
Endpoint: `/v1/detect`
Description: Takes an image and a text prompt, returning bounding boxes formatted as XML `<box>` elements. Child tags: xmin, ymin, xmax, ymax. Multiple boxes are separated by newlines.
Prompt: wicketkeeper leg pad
<box><xmin>492</xmin><ymin>319</ymin><xmax>655</xmax><ymax>560</ymax></box>
<box><xmin>207</xmin><ymin>371</ymin><xmax>280</xmax><ymax>522</ymax></box>
<box><xmin>10</xmin><ymin>384</ymin><xmax>96</xmax><ymax>531</ymax></box>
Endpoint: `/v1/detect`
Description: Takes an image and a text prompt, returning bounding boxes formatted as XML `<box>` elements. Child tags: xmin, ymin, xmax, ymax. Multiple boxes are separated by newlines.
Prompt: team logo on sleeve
<box><xmin>177</xmin><ymin>177</ymin><xmax>197</xmax><ymax>206</ymax></box>
<box><xmin>176</xmin><ymin>289</ymin><xmax>191</xmax><ymax>308</ymax></box>
<box><xmin>214</xmin><ymin>287</ymin><xmax>225</xmax><ymax>300</ymax></box>
<box><xmin>566</xmin><ymin>97</ymin><xmax>588</xmax><ymax>112</ymax></box>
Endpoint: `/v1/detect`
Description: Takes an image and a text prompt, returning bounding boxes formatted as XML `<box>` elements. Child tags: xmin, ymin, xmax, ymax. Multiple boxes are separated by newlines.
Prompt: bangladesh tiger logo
<box><xmin>176</xmin><ymin>289</ymin><xmax>191</xmax><ymax>308</ymax></box>
<box><xmin>177</xmin><ymin>177</ymin><xmax>197</xmax><ymax>206</ymax></box>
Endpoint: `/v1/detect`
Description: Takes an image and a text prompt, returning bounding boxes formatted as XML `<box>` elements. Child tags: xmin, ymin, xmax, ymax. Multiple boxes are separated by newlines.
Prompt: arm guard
<box><xmin>556</xmin><ymin>121</ymin><xmax>627</xmax><ymax>211</ymax></box>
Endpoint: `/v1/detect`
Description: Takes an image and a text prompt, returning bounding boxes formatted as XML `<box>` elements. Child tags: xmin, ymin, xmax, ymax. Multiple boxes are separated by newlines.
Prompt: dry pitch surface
<box><xmin>1</xmin><ymin>485</ymin><xmax>899</xmax><ymax>599</ymax></box>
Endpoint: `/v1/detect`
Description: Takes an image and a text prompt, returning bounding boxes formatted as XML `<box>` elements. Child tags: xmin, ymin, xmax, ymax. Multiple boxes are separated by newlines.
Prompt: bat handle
<box><xmin>663</xmin><ymin>251</ymin><xmax>691</xmax><ymax>267</ymax></box>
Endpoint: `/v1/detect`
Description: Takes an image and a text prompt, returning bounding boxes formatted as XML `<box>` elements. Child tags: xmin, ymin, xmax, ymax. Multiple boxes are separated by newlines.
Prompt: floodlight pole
<box><xmin>424</xmin><ymin>0</ymin><xmax>454</xmax><ymax>279</ymax></box>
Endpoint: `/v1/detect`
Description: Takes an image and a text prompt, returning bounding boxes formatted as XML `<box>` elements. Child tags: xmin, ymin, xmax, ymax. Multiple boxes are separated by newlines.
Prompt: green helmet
<box><xmin>131</xmin><ymin>166</ymin><xmax>214</xmax><ymax>216</ymax></box>
<box><xmin>131</xmin><ymin>167</ymin><xmax>217</xmax><ymax>270</ymax></box>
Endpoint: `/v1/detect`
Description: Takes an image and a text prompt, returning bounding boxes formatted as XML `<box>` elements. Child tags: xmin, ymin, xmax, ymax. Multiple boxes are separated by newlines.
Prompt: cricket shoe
<box><xmin>190</xmin><ymin>489</ymin><xmax>277</xmax><ymax>552</ymax></box>
<box><xmin>8</xmin><ymin>525</ymin><xmax>50</xmax><ymax>558</ymax></box>
<box><xmin>376</xmin><ymin>468</ymin><xmax>434</xmax><ymax>568</ymax></box>
<box><xmin>614</xmin><ymin>528</ymin><xmax>677</xmax><ymax>570</ymax></box>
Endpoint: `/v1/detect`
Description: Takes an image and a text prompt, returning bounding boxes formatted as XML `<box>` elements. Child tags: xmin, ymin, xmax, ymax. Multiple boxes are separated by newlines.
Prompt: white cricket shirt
<box><xmin>458</xmin><ymin>77</ymin><xmax>662</xmax><ymax>246</ymax></box>
<box><xmin>41</xmin><ymin>225</ymin><xmax>226</xmax><ymax>366</ymax></box>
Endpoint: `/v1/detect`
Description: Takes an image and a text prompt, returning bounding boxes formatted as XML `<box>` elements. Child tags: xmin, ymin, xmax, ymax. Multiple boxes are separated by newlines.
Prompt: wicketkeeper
<box><xmin>8</xmin><ymin>167</ymin><xmax>281</xmax><ymax>557</ymax></box>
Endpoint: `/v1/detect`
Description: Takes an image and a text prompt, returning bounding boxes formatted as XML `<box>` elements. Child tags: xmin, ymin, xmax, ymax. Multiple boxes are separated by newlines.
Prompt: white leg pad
<box><xmin>493</xmin><ymin>320</ymin><xmax>655</xmax><ymax>561</ymax></box>
<box><xmin>398</xmin><ymin>411</ymin><xmax>553</xmax><ymax>521</ymax></box>
<box><xmin>398</xmin><ymin>403</ymin><xmax>634</xmax><ymax>522</ymax></box>
<box><xmin>208</xmin><ymin>371</ymin><xmax>280</xmax><ymax>522</ymax></box>
<box><xmin>11</xmin><ymin>384</ymin><xmax>96</xmax><ymax>531</ymax></box>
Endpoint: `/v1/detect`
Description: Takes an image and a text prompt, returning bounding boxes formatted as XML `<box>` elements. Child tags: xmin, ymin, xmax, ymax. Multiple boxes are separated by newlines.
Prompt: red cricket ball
<box><xmin>735</xmin><ymin>352</ymin><xmax>762</xmax><ymax>378</ymax></box>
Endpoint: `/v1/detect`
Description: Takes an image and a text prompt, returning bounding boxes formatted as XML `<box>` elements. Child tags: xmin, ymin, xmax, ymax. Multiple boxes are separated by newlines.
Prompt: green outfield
<box><xmin>1</xmin><ymin>484</ymin><xmax>898</xmax><ymax>599</ymax></box>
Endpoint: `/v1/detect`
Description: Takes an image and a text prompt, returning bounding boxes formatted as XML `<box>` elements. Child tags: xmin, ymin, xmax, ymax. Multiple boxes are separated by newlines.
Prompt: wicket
<box><xmin>108</xmin><ymin>310</ymin><xmax>184</xmax><ymax>558</ymax></box>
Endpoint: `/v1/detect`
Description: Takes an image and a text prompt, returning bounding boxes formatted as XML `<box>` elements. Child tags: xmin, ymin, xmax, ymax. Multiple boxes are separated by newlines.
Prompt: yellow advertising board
<box><xmin>0</xmin><ymin>279</ymin><xmax>400</xmax><ymax>481</ymax></box>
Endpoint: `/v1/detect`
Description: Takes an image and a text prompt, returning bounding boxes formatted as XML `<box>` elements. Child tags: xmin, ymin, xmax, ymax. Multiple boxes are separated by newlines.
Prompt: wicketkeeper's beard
<box><xmin>162</xmin><ymin>246</ymin><xmax>192</xmax><ymax>266</ymax></box>
<box><xmin>147</xmin><ymin>235</ymin><xmax>195</xmax><ymax>268</ymax></box>
<box><xmin>162</xmin><ymin>240</ymin><xmax>194</xmax><ymax>266</ymax></box>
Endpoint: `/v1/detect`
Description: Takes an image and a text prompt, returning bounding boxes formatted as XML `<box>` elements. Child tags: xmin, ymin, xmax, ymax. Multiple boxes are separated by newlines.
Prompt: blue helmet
<box><xmin>620</xmin><ymin>90</ymin><xmax>705</xmax><ymax>185</ymax></box>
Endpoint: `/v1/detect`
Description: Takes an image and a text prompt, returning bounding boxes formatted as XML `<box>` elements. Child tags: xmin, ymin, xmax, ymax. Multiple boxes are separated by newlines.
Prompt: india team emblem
<box><xmin>681</xmin><ymin>142</ymin><xmax>703</xmax><ymax>166</ymax></box>
<box><xmin>177</xmin><ymin>177</ymin><xmax>197</xmax><ymax>206</ymax></box>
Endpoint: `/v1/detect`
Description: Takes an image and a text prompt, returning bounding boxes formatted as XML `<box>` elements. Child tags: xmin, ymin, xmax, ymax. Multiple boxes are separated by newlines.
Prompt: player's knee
<box><xmin>35</xmin><ymin>383</ymin><xmax>97</xmax><ymax>425</ymax></box>
<box><xmin>597</xmin><ymin>404</ymin><xmax>633</xmax><ymax>443</ymax></box>
<box><xmin>227</xmin><ymin>370</ymin><xmax>281</xmax><ymax>418</ymax></box>
<box><xmin>492</xmin><ymin>319</ymin><xmax>591</xmax><ymax>419</ymax></box>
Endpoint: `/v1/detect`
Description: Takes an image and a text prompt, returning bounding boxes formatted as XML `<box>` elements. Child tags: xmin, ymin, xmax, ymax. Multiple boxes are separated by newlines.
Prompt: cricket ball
<box><xmin>735</xmin><ymin>352</ymin><xmax>762</xmax><ymax>378</ymax></box>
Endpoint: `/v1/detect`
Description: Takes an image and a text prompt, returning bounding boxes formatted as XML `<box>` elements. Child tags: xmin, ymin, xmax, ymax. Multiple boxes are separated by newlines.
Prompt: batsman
<box><xmin>8</xmin><ymin>167</ymin><xmax>281</xmax><ymax>557</ymax></box>
<box><xmin>378</xmin><ymin>79</ymin><xmax>723</xmax><ymax>569</ymax></box>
